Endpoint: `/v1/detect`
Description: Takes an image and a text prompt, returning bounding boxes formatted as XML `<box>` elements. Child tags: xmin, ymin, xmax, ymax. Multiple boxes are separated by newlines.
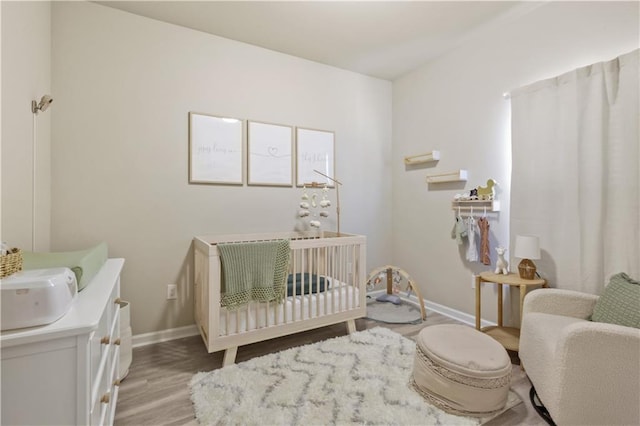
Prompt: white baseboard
<box><xmin>133</xmin><ymin>294</ymin><xmax>496</xmax><ymax>348</ymax></box>
<box><xmin>132</xmin><ymin>324</ymin><xmax>199</xmax><ymax>348</ymax></box>
<box><xmin>422</xmin><ymin>298</ymin><xmax>496</xmax><ymax>328</ymax></box>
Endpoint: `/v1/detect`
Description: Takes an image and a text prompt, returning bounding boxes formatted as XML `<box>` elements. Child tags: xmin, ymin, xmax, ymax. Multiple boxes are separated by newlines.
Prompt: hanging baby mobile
<box><xmin>298</xmin><ymin>169</ymin><xmax>343</xmax><ymax>233</ymax></box>
<box><xmin>298</xmin><ymin>183</ymin><xmax>331</xmax><ymax>229</ymax></box>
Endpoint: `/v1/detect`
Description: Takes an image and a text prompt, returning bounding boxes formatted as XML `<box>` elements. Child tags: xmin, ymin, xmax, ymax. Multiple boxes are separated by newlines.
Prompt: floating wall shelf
<box><xmin>404</xmin><ymin>150</ymin><xmax>440</xmax><ymax>165</ymax></box>
<box><xmin>451</xmin><ymin>199</ymin><xmax>501</xmax><ymax>212</ymax></box>
<box><xmin>426</xmin><ymin>169</ymin><xmax>467</xmax><ymax>183</ymax></box>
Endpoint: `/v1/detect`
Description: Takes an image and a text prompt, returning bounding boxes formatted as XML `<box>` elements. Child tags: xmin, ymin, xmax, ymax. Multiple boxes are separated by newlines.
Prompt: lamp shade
<box><xmin>514</xmin><ymin>235</ymin><xmax>540</xmax><ymax>260</ymax></box>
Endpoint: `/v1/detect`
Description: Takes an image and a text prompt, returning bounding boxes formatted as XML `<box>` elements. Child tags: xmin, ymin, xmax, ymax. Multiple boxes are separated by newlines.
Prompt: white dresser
<box><xmin>1</xmin><ymin>258</ymin><xmax>125</xmax><ymax>426</ymax></box>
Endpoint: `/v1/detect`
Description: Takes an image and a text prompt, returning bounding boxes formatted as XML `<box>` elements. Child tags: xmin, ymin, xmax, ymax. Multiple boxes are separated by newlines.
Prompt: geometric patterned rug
<box><xmin>190</xmin><ymin>327</ymin><xmax>521</xmax><ymax>425</ymax></box>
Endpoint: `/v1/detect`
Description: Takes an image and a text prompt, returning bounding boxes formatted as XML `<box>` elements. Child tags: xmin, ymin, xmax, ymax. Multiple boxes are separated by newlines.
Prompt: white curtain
<box><xmin>510</xmin><ymin>49</ymin><xmax>639</xmax><ymax>294</ymax></box>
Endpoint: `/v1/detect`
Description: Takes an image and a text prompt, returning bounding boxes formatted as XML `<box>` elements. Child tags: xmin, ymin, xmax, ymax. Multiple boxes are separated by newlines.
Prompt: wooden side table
<box><xmin>475</xmin><ymin>271</ymin><xmax>547</xmax><ymax>351</ymax></box>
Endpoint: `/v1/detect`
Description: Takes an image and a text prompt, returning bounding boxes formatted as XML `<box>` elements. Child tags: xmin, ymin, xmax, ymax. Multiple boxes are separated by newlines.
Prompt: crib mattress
<box><xmin>218</xmin><ymin>281</ymin><xmax>359</xmax><ymax>336</ymax></box>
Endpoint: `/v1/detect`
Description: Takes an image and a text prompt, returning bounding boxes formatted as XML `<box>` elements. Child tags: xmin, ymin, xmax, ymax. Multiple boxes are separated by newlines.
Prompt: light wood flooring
<box><xmin>114</xmin><ymin>314</ymin><xmax>545</xmax><ymax>425</ymax></box>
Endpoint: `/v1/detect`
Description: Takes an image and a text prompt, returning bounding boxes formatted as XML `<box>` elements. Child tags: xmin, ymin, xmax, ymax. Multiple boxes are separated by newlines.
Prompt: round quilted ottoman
<box><xmin>410</xmin><ymin>324</ymin><xmax>512</xmax><ymax>417</ymax></box>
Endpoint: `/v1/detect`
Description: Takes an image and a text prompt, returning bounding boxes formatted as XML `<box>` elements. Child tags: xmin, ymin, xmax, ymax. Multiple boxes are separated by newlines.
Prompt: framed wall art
<box><xmin>189</xmin><ymin>112</ymin><xmax>244</xmax><ymax>185</ymax></box>
<box><xmin>247</xmin><ymin>121</ymin><xmax>293</xmax><ymax>186</ymax></box>
<box><xmin>296</xmin><ymin>127</ymin><xmax>335</xmax><ymax>187</ymax></box>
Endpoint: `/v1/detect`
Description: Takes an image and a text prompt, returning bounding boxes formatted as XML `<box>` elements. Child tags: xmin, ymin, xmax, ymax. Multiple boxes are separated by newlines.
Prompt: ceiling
<box><xmin>97</xmin><ymin>1</ymin><xmax>528</xmax><ymax>81</ymax></box>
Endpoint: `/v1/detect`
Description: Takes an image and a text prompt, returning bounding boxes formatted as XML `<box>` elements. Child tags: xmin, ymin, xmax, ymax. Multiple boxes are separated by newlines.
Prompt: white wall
<box><xmin>1</xmin><ymin>1</ymin><xmax>51</xmax><ymax>251</ymax></box>
<box><xmin>392</xmin><ymin>1</ymin><xmax>639</xmax><ymax>325</ymax></box>
<box><xmin>51</xmin><ymin>2</ymin><xmax>392</xmax><ymax>335</ymax></box>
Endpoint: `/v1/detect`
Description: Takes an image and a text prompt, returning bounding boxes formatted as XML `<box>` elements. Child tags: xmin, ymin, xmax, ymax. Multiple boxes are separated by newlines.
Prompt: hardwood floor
<box><xmin>114</xmin><ymin>315</ymin><xmax>544</xmax><ymax>425</ymax></box>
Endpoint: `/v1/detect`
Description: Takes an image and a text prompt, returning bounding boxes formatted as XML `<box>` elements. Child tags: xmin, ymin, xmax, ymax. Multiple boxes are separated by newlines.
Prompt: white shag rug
<box><xmin>190</xmin><ymin>327</ymin><xmax>521</xmax><ymax>425</ymax></box>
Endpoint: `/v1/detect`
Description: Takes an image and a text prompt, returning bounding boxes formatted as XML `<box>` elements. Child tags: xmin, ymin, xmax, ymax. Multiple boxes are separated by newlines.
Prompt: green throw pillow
<box><xmin>591</xmin><ymin>272</ymin><xmax>640</xmax><ymax>328</ymax></box>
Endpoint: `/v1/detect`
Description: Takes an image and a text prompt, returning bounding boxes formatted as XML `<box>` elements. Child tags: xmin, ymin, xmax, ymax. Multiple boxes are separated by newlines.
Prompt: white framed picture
<box><xmin>296</xmin><ymin>127</ymin><xmax>335</xmax><ymax>187</ymax></box>
<box><xmin>247</xmin><ymin>121</ymin><xmax>293</xmax><ymax>186</ymax></box>
<box><xmin>189</xmin><ymin>112</ymin><xmax>243</xmax><ymax>185</ymax></box>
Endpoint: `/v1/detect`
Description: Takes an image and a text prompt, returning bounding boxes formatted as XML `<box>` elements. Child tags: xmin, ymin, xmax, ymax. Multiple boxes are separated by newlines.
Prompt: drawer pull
<box><xmin>100</xmin><ymin>393</ymin><xmax>110</xmax><ymax>404</ymax></box>
<box><xmin>114</xmin><ymin>298</ymin><xmax>127</xmax><ymax>307</ymax></box>
<box><xmin>100</xmin><ymin>336</ymin><xmax>110</xmax><ymax>345</ymax></box>
<box><xmin>114</xmin><ymin>338</ymin><xmax>121</xmax><ymax>345</ymax></box>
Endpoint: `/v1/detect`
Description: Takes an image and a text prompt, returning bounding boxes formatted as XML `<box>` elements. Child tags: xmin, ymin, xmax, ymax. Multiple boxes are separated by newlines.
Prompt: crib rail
<box><xmin>193</xmin><ymin>231</ymin><xmax>366</xmax><ymax>359</ymax></box>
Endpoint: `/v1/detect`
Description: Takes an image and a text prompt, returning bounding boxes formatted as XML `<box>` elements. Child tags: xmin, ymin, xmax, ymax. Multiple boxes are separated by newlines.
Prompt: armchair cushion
<box><xmin>591</xmin><ymin>272</ymin><xmax>639</xmax><ymax>328</ymax></box>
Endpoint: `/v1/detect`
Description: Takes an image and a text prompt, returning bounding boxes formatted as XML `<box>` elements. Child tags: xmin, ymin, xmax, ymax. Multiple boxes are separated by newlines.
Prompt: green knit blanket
<box><xmin>218</xmin><ymin>239</ymin><xmax>290</xmax><ymax>309</ymax></box>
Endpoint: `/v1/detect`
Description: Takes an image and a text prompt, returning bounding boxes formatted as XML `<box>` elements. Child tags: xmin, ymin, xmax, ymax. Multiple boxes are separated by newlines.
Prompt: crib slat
<box><xmin>297</xmin><ymin>249</ymin><xmax>303</xmax><ymax>320</ymax></box>
<box><xmin>253</xmin><ymin>300</ymin><xmax>258</xmax><ymax>329</ymax></box>
<box><xmin>308</xmin><ymin>247</ymin><xmax>313</xmax><ymax>319</ymax></box>
<box><xmin>322</xmin><ymin>245</ymin><xmax>328</xmax><ymax>316</ymax></box>
<box><xmin>315</xmin><ymin>247</ymin><xmax>320</xmax><ymax>316</ymax></box>
<box><xmin>331</xmin><ymin>245</ymin><xmax>337</xmax><ymax>314</ymax></box>
<box><xmin>351</xmin><ymin>244</ymin><xmax>356</xmax><ymax>309</ymax></box>
<box><xmin>338</xmin><ymin>245</ymin><xmax>342</xmax><ymax>312</ymax></box>
<box><xmin>288</xmin><ymin>252</ymin><xmax>294</xmax><ymax>323</ymax></box>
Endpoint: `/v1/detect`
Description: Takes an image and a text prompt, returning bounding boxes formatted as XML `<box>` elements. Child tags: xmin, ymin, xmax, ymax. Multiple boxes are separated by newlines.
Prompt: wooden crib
<box><xmin>193</xmin><ymin>231</ymin><xmax>367</xmax><ymax>366</ymax></box>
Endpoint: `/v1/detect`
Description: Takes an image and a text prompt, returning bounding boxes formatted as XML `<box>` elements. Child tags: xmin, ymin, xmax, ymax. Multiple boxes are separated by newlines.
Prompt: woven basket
<box><xmin>1</xmin><ymin>248</ymin><xmax>23</xmax><ymax>279</ymax></box>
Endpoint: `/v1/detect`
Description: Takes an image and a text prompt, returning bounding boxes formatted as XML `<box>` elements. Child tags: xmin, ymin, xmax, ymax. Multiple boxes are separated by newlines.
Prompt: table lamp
<box><xmin>514</xmin><ymin>235</ymin><xmax>540</xmax><ymax>279</ymax></box>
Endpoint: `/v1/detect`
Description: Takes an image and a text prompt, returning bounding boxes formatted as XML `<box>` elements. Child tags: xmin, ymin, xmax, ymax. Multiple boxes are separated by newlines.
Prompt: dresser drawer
<box><xmin>91</xmin><ymin>343</ymin><xmax>120</xmax><ymax>426</ymax></box>
<box><xmin>105</xmin><ymin>345</ymin><xmax>121</xmax><ymax>426</ymax></box>
<box><xmin>89</xmin><ymin>308</ymin><xmax>110</xmax><ymax>394</ymax></box>
<box><xmin>90</xmin><ymin>286</ymin><xmax>121</xmax><ymax>414</ymax></box>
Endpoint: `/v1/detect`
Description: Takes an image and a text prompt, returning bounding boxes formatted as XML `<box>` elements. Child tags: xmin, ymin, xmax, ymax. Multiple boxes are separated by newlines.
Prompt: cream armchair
<box><xmin>519</xmin><ymin>288</ymin><xmax>640</xmax><ymax>426</ymax></box>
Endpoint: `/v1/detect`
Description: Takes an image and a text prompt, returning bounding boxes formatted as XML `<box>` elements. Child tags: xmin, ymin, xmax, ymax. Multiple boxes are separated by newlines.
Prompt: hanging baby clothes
<box><xmin>478</xmin><ymin>217</ymin><xmax>491</xmax><ymax>265</ymax></box>
<box><xmin>451</xmin><ymin>216</ymin><xmax>467</xmax><ymax>245</ymax></box>
<box><xmin>466</xmin><ymin>216</ymin><xmax>479</xmax><ymax>262</ymax></box>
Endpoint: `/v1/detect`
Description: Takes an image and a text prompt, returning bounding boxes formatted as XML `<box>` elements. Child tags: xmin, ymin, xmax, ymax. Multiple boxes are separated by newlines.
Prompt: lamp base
<box><xmin>518</xmin><ymin>259</ymin><xmax>537</xmax><ymax>280</ymax></box>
